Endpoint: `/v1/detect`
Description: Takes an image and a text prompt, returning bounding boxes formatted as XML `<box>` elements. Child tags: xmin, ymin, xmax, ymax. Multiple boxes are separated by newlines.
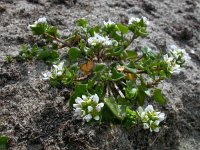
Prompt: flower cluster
<box><xmin>163</xmin><ymin>45</ymin><xmax>190</xmax><ymax>74</ymax></box>
<box><xmin>128</xmin><ymin>16</ymin><xmax>149</xmax><ymax>25</ymax></box>
<box><xmin>137</xmin><ymin>105</ymin><xmax>165</xmax><ymax>132</ymax></box>
<box><xmin>103</xmin><ymin>20</ymin><xmax>115</xmax><ymax>27</ymax></box>
<box><xmin>88</xmin><ymin>33</ymin><xmax>118</xmax><ymax>46</ymax></box>
<box><xmin>42</xmin><ymin>61</ymin><xmax>64</xmax><ymax>80</ymax></box>
<box><xmin>28</xmin><ymin>17</ymin><xmax>47</xmax><ymax>29</ymax></box>
<box><xmin>73</xmin><ymin>94</ymin><xmax>104</xmax><ymax>122</ymax></box>
<box><xmin>169</xmin><ymin>45</ymin><xmax>190</xmax><ymax>62</ymax></box>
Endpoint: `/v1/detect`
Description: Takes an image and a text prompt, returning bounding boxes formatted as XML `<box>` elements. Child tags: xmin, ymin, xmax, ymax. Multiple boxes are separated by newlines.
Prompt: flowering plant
<box><xmin>18</xmin><ymin>16</ymin><xmax>190</xmax><ymax>132</ymax></box>
<box><xmin>73</xmin><ymin>94</ymin><xmax>104</xmax><ymax>122</ymax></box>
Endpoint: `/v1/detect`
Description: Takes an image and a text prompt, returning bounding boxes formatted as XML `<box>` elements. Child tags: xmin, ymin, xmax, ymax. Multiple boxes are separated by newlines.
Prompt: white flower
<box><xmin>145</xmin><ymin>105</ymin><xmax>154</xmax><ymax>112</ymax></box>
<box><xmin>88</xmin><ymin>33</ymin><xmax>114</xmax><ymax>46</ymax></box>
<box><xmin>140</xmin><ymin>112</ymin><xmax>146</xmax><ymax>120</ymax></box>
<box><xmin>163</xmin><ymin>54</ymin><xmax>174</xmax><ymax>65</ymax></box>
<box><xmin>88</xmin><ymin>106</ymin><xmax>93</xmax><ymax>112</ymax></box>
<box><xmin>154</xmin><ymin>120</ymin><xmax>160</xmax><ymax>126</ymax></box>
<box><xmin>73</xmin><ymin>104</ymin><xmax>81</xmax><ymax>108</ymax></box>
<box><xmin>53</xmin><ymin>61</ymin><xmax>64</xmax><ymax>70</ymax></box>
<box><xmin>53</xmin><ymin>62</ymin><xmax>64</xmax><ymax>76</ymax></box>
<box><xmin>153</xmin><ymin>127</ymin><xmax>160</xmax><ymax>132</ymax></box>
<box><xmin>82</xmin><ymin>95</ymin><xmax>87</xmax><ymax>100</ymax></box>
<box><xmin>96</xmin><ymin>103</ymin><xmax>104</xmax><ymax>112</ymax></box>
<box><xmin>103</xmin><ymin>36</ymin><xmax>113</xmax><ymax>46</ymax></box>
<box><xmin>128</xmin><ymin>17</ymin><xmax>141</xmax><ymax>24</ymax></box>
<box><xmin>137</xmin><ymin>105</ymin><xmax>165</xmax><ymax>132</ymax></box>
<box><xmin>128</xmin><ymin>16</ymin><xmax>149</xmax><ymax>25</ymax></box>
<box><xmin>163</xmin><ymin>54</ymin><xmax>181</xmax><ymax>74</ymax></box>
<box><xmin>90</xmin><ymin>94</ymin><xmax>99</xmax><ymax>103</ymax></box>
<box><xmin>158</xmin><ymin>113</ymin><xmax>165</xmax><ymax>122</ymax></box>
<box><xmin>28</xmin><ymin>17</ymin><xmax>47</xmax><ymax>29</ymax></box>
<box><xmin>169</xmin><ymin>45</ymin><xmax>190</xmax><ymax>62</ymax></box>
<box><xmin>37</xmin><ymin>17</ymin><xmax>47</xmax><ymax>23</ymax></box>
<box><xmin>83</xmin><ymin>114</ymin><xmax>92</xmax><ymax>122</ymax></box>
<box><xmin>141</xmin><ymin>16</ymin><xmax>149</xmax><ymax>25</ymax></box>
<box><xmin>137</xmin><ymin>106</ymin><xmax>143</xmax><ymax>113</ymax></box>
<box><xmin>94</xmin><ymin>115</ymin><xmax>100</xmax><ymax>121</ymax></box>
<box><xmin>143</xmin><ymin>123</ymin><xmax>149</xmax><ymax>129</ymax></box>
<box><xmin>171</xmin><ymin>64</ymin><xmax>181</xmax><ymax>74</ymax></box>
<box><xmin>73</xmin><ymin>94</ymin><xmax>104</xmax><ymax>122</ymax></box>
<box><xmin>104</xmin><ymin>20</ymin><xmax>115</xmax><ymax>27</ymax></box>
<box><xmin>75</xmin><ymin>97</ymin><xmax>84</xmax><ymax>105</ymax></box>
<box><xmin>42</xmin><ymin>71</ymin><xmax>52</xmax><ymax>80</ymax></box>
<box><xmin>74</xmin><ymin>108</ymin><xmax>82</xmax><ymax>116</ymax></box>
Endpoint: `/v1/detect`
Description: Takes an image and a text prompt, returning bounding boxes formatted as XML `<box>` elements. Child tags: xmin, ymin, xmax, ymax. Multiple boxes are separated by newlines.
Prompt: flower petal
<box><xmin>158</xmin><ymin>113</ymin><xmax>165</xmax><ymax>122</ymax></box>
<box><xmin>143</xmin><ymin>123</ymin><xmax>149</xmax><ymax>129</ymax></box>
<box><xmin>94</xmin><ymin>115</ymin><xmax>100</xmax><ymax>120</ymax></box>
<box><xmin>88</xmin><ymin>106</ymin><xmax>93</xmax><ymax>112</ymax></box>
<box><xmin>91</xmin><ymin>94</ymin><xmax>99</xmax><ymax>103</ymax></box>
<box><xmin>96</xmin><ymin>103</ymin><xmax>104</xmax><ymax>112</ymax></box>
<box><xmin>82</xmin><ymin>95</ymin><xmax>87</xmax><ymax>100</ymax></box>
<box><xmin>75</xmin><ymin>97</ymin><xmax>83</xmax><ymax>104</ymax></box>
<box><xmin>73</xmin><ymin>104</ymin><xmax>81</xmax><ymax>108</ymax></box>
<box><xmin>145</xmin><ymin>105</ymin><xmax>154</xmax><ymax>112</ymax></box>
<box><xmin>83</xmin><ymin>114</ymin><xmax>92</xmax><ymax>122</ymax></box>
<box><xmin>153</xmin><ymin>127</ymin><xmax>160</xmax><ymax>132</ymax></box>
<box><xmin>137</xmin><ymin>106</ymin><xmax>143</xmax><ymax>113</ymax></box>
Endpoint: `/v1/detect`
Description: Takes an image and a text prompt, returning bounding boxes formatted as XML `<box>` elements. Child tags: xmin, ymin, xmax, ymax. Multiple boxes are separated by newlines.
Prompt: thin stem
<box><xmin>134</xmin><ymin>56</ymin><xmax>143</xmax><ymax>63</ymax></box>
<box><xmin>106</xmin><ymin>83</ymin><xmax>109</xmax><ymax>97</ymax></box>
<box><xmin>74</xmin><ymin>73</ymin><xmax>92</xmax><ymax>81</ymax></box>
<box><xmin>46</xmin><ymin>34</ymin><xmax>71</xmax><ymax>48</ymax></box>
<box><xmin>124</xmin><ymin>35</ymin><xmax>136</xmax><ymax>50</ymax></box>
<box><xmin>113</xmin><ymin>82</ymin><xmax>125</xmax><ymax>98</ymax></box>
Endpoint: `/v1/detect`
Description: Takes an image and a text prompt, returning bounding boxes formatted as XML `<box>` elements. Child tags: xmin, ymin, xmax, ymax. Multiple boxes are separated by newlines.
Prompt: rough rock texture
<box><xmin>0</xmin><ymin>0</ymin><xmax>200</xmax><ymax>149</ymax></box>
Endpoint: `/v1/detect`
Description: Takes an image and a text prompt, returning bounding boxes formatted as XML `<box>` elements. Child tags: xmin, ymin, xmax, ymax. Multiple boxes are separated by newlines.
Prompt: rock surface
<box><xmin>0</xmin><ymin>0</ymin><xmax>200</xmax><ymax>149</ymax></box>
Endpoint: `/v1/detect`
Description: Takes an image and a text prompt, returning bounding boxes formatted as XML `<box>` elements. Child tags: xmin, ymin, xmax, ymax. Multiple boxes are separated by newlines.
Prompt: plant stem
<box><xmin>113</xmin><ymin>82</ymin><xmax>125</xmax><ymax>98</ymax></box>
<box><xmin>134</xmin><ymin>56</ymin><xmax>143</xmax><ymax>63</ymax></box>
<box><xmin>46</xmin><ymin>34</ymin><xmax>71</xmax><ymax>48</ymax></box>
<box><xmin>75</xmin><ymin>73</ymin><xmax>91</xmax><ymax>81</ymax></box>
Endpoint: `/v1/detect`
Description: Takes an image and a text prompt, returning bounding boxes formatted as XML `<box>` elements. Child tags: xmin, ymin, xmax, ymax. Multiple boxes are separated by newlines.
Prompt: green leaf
<box><xmin>128</xmin><ymin>21</ymin><xmax>148</xmax><ymax>37</ymax></box>
<box><xmin>137</xmin><ymin>86</ymin><xmax>146</xmax><ymax>106</ymax></box>
<box><xmin>0</xmin><ymin>136</ymin><xmax>8</xmax><ymax>150</ymax></box>
<box><xmin>111</xmin><ymin>46</ymin><xmax>124</xmax><ymax>56</ymax></box>
<box><xmin>153</xmin><ymin>89</ymin><xmax>166</xmax><ymax>105</ymax></box>
<box><xmin>104</xmin><ymin>97</ymin><xmax>126</xmax><ymax>120</ymax></box>
<box><xmin>126</xmin><ymin>50</ymin><xmax>138</xmax><ymax>59</ymax></box>
<box><xmin>68</xmin><ymin>47</ymin><xmax>81</xmax><ymax>62</ymax></box>
<box><xmin>38</xmin><ymin>47</ymin><xmax>59</xmax><ymax>63</ymax></box>
<box><xmin>124</xmin><ymin>66</ymin><xmax>137</xmax><ymax>74</ymax></box>
<box><xmin>31</xmin><ymin>45</ymin><xmax>39</xmax><ymax>57</ymax></box>
<box><xmin>141</xmin><ymin>47</ymin><xmax>156</xmax><ymax>59</ymax></box>
<box><xmin>69</xmin><ymin>83</ymin><xmax>88</xmax><ymax>106</ymax></box>
<box><xmin>94</xmin><ymin>63</ymin><xmax>106</xmax><ymax>73</ymax></box>
<box><xmin>116</xmin><ymin>24</ymin><xmax>129</xmax><ymax>34</ymax></box>
<box><xmin>46</xmin><ymin>26</ymin><xmax>59</xmax><ymax>37</ymax></box>
<box><xmin>30</xmin><ymin>23</ymin><xmax>47</xmax><ymax>35</ymax></box>
<box><xmin>111</xmin><ymin>68</ymin><xmax>125</xmax><ymax>81</ymax></box>
<box><xmin>95</xmin><ymin>82</ymin><xmax>104</xmax><ymax>98</ymax></box>
<box><xmin>76</xmin><ymin>18</ymin><xmax>88</xmax><ymax>27</ymax></box>
<box><xmin>18</xmin><ymin>44</ymin><xmax>39</xmax><ymax>61</ymax></box>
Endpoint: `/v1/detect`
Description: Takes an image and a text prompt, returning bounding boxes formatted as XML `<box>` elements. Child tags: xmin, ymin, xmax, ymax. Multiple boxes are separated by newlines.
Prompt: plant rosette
<box><xmin>17</xmin><ymin>16</ymin><xmax>191</xmax><ymax>132</ymax></box>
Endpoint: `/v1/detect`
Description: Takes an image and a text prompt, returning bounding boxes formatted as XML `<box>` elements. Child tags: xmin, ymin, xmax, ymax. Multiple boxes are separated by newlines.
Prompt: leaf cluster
<box><xmin>18</xmin><ymin>44</ymin><xmax>59</xmax><ymax>64</ymax></box>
